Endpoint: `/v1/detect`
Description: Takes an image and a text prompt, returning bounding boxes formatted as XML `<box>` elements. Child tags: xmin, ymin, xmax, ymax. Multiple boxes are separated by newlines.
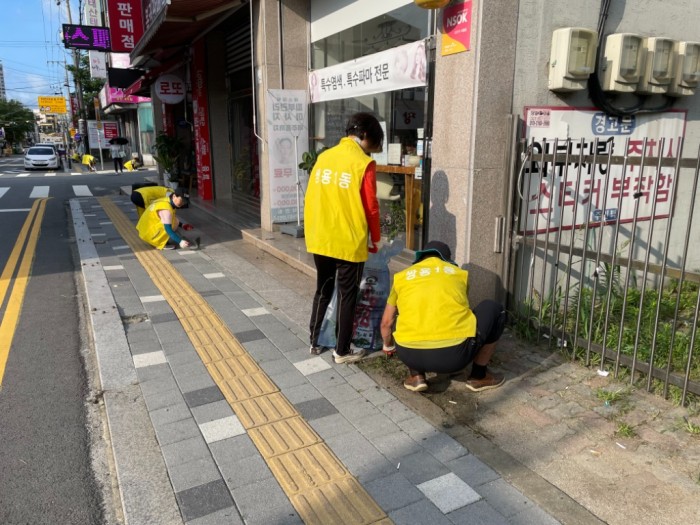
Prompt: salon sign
<box><xmin>309</xmin><ymin>39</ymin><xmax>427</xmax><ymax>103</ymax></box>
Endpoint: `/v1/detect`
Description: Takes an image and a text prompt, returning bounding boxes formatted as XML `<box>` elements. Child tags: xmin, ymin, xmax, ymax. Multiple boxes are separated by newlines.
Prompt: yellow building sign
<box><xmin>38</xmin><ymin>96</ymin><xmax>67</xmax><ymax>114</ymax></box>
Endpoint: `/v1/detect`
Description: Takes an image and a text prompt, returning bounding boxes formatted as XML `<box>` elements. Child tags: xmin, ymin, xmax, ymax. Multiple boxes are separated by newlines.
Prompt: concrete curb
<box><xmin>71</xmin><ymin>199</ymin><xmax>183</xmax><ymax>525</ymax></box>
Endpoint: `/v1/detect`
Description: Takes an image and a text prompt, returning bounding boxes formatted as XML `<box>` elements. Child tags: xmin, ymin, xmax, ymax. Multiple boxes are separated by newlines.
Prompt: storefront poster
<box><xmin>441</xmin><ymin>1</ymin><xmax>472</xmax><ymax>56</ymax></box>
<box><xmin>87</xmin><ymin>120</ymin><xmax>118</xmax><ymax>147</ymax></box>
<box><xmin>521</xmin><ymin>107</ymin><xmax>686</xmax><ymax>235</ymax></box>
<box><xmin>266</xmin><ymin>90</ymin><xmax>308</xmax><ymax>223</ymax></box>
<box><xmin>192</xmin><ymin>39</ymin><xmax>213</xmax><ymax>201</ymax></box>
<box><xmin>309</xmin><ymin>40</ymin><xmax>427</xmax><ymax>103</ymax></box>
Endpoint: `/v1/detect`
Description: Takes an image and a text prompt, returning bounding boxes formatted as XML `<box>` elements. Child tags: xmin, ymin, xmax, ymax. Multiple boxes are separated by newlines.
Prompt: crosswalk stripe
<box><xmin>0</xmin><ymin>188</ymin><xmax>8</xmax><ymax>199</ymax></box>
<box><xmin>45</xmin><ymin>173</ymin><xmax>56</xmax><ymax>177</ymax></box>
<box><xmin>30</xmin><ymin>186</ymin><xmax>50</xmax><ymax>198</ymax></box>
<box><xmin>16</xmin><ymin>174</ymin><xmax>28</xmax><ymax>178</ymax></box>
<box><xmin>73</xmin><ymin>185</ymin><xmax>93</xmax><ymax>196</ymax></box>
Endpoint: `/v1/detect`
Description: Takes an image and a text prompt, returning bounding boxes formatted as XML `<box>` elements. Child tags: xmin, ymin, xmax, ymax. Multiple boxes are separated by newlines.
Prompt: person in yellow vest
<box><xmin>304</xmin><ymin>112</ymin><xmax>383</xmax><ymax>364</ymax></box>
<box><xmin>82</xmin><ymin>153</ymin><xmax>96</xmax><ymax>172</ymax></box>
<box><xmin>130</xmin><ymin>185</ymin><xmax>193</xmax><ymax>228</ymax></box>
<box><xmin>136</xmin><ymin>190</ymin><xmax>192</xmax><ymax>250</ymax></box>
<box><xmin>380</xmin><ymin>241</ymin><xmax>507</xmax><ymax>393</ymax></box>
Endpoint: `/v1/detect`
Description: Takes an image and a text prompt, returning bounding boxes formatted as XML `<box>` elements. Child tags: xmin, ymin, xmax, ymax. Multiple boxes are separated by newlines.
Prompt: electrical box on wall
<box><xmin>669</xmin><ymin>41</ymin><xmax>700</xmax><ymax>97</ymax></box>
<box><xmin>548</xmin><ymin>28</ymin><xmax>597</xmax><ymax>92</ymax></box>
<box><xmin>637</xmin><ymin>37</ymin><xmax>676</xmax><ymax>94</ymax></box>
<box><xmin>602</xmin><ymin>33</ymin><xmax>643</xmax><ymax>92</ymax></box>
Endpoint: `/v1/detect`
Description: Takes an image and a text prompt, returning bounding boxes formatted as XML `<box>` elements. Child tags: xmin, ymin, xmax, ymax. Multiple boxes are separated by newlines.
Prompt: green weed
<box><xmin>615</xmin><ymin>422</ymin><xmax>636</xmax><ymax>438</ymax></box>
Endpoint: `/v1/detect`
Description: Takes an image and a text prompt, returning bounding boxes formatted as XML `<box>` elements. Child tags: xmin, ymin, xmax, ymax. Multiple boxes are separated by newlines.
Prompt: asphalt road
<box><xmin>0</xmin><ymin>156</ymin><xmax>151</xmax><ymax>524</ymax></box>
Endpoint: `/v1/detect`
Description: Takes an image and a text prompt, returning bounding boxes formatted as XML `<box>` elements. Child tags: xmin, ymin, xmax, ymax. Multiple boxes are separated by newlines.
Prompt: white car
<box><xmin>24</xmin><ymin>146</ymin><xmax>60</xmax><ymax>170</ymax></box>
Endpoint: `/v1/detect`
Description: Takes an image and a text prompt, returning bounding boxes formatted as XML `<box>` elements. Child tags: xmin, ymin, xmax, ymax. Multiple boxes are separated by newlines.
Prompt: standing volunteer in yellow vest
<box><xmin>136</xmin><ymin>191</ymin><xmax>192</xmax><ymax>250</ymax></box>
<box><xmin>380</xmin><ymin>241</ymin><xmax>507</xmax><ymax>393</ymax></box>
<box><xmin>304</xmin><ymin>112</ymin><xmax>383</xmax><ymax>364</ymax></box>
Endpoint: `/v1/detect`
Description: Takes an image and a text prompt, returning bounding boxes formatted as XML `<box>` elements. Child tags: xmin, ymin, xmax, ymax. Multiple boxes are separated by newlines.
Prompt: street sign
<box><xmin>38</xmin><ymin>96</ymin><xmax>67</xmax><ymax>114</ymax></box>
<box><xmin>63</xmin><ymin>24</ymin><xmax>112</xmax><ymax>51</ymax></box>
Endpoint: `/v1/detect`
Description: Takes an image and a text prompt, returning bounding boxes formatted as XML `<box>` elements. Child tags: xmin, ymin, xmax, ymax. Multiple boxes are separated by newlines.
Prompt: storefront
<box><xmin>309</xmin><ymin>0</ymin><xmax>432</xmax><ymax>251</ymax></box>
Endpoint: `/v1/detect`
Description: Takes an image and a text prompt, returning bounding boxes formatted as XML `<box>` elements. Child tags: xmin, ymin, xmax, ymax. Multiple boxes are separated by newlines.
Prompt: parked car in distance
<box><xmin>24</xmin><ymin>146</ymin><xmax>60</xmax><ymax>170</ymax></box>
<box><xmin>34</xmin><ymin>142</ymin><xmax>59</xmax><ymax>155</ymax></box>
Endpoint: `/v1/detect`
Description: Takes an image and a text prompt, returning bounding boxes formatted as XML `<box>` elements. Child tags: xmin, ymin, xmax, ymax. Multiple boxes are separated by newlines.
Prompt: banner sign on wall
<box><xmin>38</xmin><ymin>96</ymin><xmax>67</xmax><ymax>114</ymax></box>
<box><xmin>266</xmin><ymin>90</ymin><xmax>309</xmax><ymax>223</ymax></box>
<box><xmin>192</xmin><ymin>40</ymin><xmax>213</xmax><ymax>201</ymax></box>
<box><xmin>87</xmin><ymin>120</ymin><xmax>118</xmax><ymax>146</ymax></box>
<box><xmin>107</xmin><ymin>0</ymin><xmax>144</xmax><ymax>52</ymax></box>
<box><xmin>309</xmin><ymin>40</ymin><xmax>427</xmax><ymax>103</ymax></box>
<box><xmin>521</xmin><ymin>107</ymin><xmax>686</xmax><ymax>235</ymax></box>
<box><xmin>441</xmin><ymin>0</ymin><xmax>472</xmax><ymax>56</ymax></box>
<box><xmin>89</xmin><ymin>51</ymin><xmax>107</xmax><ymax>78</ymax></box>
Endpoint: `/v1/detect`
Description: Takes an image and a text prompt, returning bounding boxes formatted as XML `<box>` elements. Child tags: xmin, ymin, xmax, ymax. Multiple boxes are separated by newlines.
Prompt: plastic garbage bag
<box><xmin>317</xmin><ymin>289</ymin><xmax>338</xmax><ymax>349</ymax></box>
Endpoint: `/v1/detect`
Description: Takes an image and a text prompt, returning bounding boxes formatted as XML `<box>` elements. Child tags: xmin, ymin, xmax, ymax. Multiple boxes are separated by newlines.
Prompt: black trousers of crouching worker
<box><xmin>396</xmin><ymin>300</ymin><xmax>507</xmax><ymax>374</ymax></box>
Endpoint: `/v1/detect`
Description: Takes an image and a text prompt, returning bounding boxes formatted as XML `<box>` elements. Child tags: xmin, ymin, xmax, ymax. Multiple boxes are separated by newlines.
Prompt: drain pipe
<box><xmin>250</xmin><ymin>0</ymin><xmax>265</xmax><ymax>148</ymax></box>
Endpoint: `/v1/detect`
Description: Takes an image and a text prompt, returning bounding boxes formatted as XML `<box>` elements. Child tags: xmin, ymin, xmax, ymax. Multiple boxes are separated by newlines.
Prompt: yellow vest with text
<box><xmin>136</xmin><ymin>186</ymin><xmax>171</xmax><ymax>208</ymax></box>
<box><xmin>304</xmin><ymin>137</ymin><xmax>373</xmax><ymax>262</ymax></box>
<box><xmin>136</xmin><ymin>197</ymin><xmax>178</xmax><ymax>250</ymax></box>
<box><xmin>387</xmin><ymin>258</ymin><xmax>477</xmax><ymax>346</ymax></box>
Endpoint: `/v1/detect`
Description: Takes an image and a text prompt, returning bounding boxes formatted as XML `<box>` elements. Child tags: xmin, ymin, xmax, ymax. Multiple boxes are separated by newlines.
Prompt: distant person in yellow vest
<box><xmin>82</xmin><ymin>154</ymin><xmax>96</xmax><ymax>172</ymax></box>
<box><xmin>304</xmin><ymin>112</ymin><xmax>383</xmax><ymax>364</ymax></box>
<box><xmin>380</xmin><ymin>241</ymin><xmax>507</xmax><ymax>393</ymax></box>
<box><xmin>124</xmin><ymin>157</ymin><xmax>141</xmax><ymax>171</ymax></box>
<box><xmin>136</xmin><ymin>190</ymin><xmax>192</xmax><ymax>250</ymax></box>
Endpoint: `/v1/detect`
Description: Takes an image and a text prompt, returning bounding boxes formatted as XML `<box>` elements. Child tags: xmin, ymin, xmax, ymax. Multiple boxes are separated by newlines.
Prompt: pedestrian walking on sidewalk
<box><xmin>380</xmin><ymin>241</ymin><xmax>507</xmax><ymax>393</ymax></box>
<box><xmin>136</xmin><ymin>190</ymin><xmax>192</xmax><ymax>250</ymax></box>
<box><xmin>304</xmin><ymin>112</ymin><xmax>383</xmax><ymax>364</ymax></box>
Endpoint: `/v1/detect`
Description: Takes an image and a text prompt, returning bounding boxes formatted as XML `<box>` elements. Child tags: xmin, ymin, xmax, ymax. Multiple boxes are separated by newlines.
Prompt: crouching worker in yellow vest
<box><xmin>136</xmin><ymin>189</ymin><xmax>192</xmax><ymax>250</ymax></box>
<box><xmin>130</xmin><ymin>185</ymin><xmax>194</xmax><ymax>226</ymax></box>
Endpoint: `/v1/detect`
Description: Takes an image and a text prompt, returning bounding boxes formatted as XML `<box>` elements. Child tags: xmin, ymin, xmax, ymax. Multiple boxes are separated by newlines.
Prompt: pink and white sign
<box><xmin>98</xmin><ymin>84</ymin><xmax>150</xmax><ymax>107</ymax></box>
<box><xmin>155</xmin><ymin>74</ymin><xmax>186</xmax><ymax>104</ymax></box>
<box><xmin>441</xmin><ymin>0</ymin><xmax>472</xmax><ymax>56</ymax></box>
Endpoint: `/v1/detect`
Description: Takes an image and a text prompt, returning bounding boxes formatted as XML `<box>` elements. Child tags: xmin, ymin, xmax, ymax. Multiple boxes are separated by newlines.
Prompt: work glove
<box><xmin>182</xmin><ymin>223</ymin><xmax>194</xmax><ymax>231</ymax></box>
<box><xmin>179</xmin><ymin>239</ymin><xmax>191</xmax><ymax>249</ymax></box>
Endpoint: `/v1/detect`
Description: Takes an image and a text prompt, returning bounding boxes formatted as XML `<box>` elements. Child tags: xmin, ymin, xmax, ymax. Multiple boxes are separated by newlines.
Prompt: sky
<box><xmin>0</xmin><ymin>0</ymin><xmax>81</xmax><ymax>110</ymax></box>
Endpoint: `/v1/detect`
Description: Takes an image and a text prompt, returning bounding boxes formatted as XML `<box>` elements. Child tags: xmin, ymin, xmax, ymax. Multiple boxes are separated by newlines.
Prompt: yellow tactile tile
<box><xmin>180</xmin><ymin>314</ymin><xmax>219</xmax><ymax>333</ymax></box>
<box><xmin>232</xmin><ymin>392</ymin><xmax>297</xmax><ymax>428</ymax></box>
<box><xmin>290</xmin><ymin>476</ymin><xmax>386</xmax><ymax>525</ymax></box>
<box><xmin>206</xmin><ymin>355</ymin><xmax>260</xmax><ymax>380</ymax></box>
<box><xmin>248</xmin><ymin>416</ymin><xmax>321</xmax><ymax>458</ymax></box>
<box><xmin>196</xmin><ymin>342</ymin><xmax>238</xmax><ymax>364</ymax></box>
<box><xmin>172</xmin><ymin>303</ymin><xmax>208</xmax><ymax>319</ymax></box>
<box><xmin>267</xmin><ymin>443</ymin><xmax>348</xmax><ymax>495</ymax></box>
<box><xmin>218</xmin><ymin>372</ymin><xmax>279</xmax><ymax>403</ymax></box>
<box><xmin>187</xmin><ymin>328</ymin><xmax>217</xmax><ymax>348</ymax></box>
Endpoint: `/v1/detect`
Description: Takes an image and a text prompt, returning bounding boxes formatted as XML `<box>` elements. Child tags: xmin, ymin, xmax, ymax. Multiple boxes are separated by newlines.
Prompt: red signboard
<box><xmin>192</xmin><ymin>39</ymin><xmax>213</xmax><ymax>200</ymax></box>
<box><xmin>107</xmin><ymin>0</ymin><xmax>144</xmax><ymax>52</ymax></box>
<box><xmin>103</xmin><ymin>121</ymin><xmax>119</xmax><ymax>140</ymax></box>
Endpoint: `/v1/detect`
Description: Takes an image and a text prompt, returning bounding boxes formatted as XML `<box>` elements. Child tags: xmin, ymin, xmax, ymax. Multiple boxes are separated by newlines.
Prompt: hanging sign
<box><xmin>309</xmin><ymin>40</ymin><xmax>427</xmax><ymax>103</ymax></box>
<box><xmin>63</xmin><ymin>24</ymin><xmax>112</xmax><ymax>51</ymax></box>
<box><xmin>521</xmin><ymin>107</ymin><xmax>686</xmax><ymax>235</ymax></box>
<box><xmin>441</xmin><ymin>1</ymin><xmax>472</xmax><ymax>56</ymax></box>
<box><xmin>107</xmin><ymin>0</ymin><xmax>144</xmax><ymax>52</ymax></box>
<box><xmin>155</xmin><ymin>74</ymin><xmax>186</xmax><ymax>104</ymax></box>
<box><xmin>192</xmin><ymin>40</ymin><xmax>213</xmax><ymax>200</ymax></box>
<box><xmin>38</xmin><ymin>96</ymin><xmax>67</xmax><ymax>114</ymax></box>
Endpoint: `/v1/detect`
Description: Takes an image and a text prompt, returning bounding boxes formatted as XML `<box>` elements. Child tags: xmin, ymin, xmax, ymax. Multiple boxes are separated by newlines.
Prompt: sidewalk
<box><xmin>72</xmin><ymin>193</ymin><xmax>567</xmax><ymax>525</ymax></box>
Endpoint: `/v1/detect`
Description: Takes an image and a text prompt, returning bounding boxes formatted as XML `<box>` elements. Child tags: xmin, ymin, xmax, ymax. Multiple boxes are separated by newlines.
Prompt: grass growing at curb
<box><xmin>615</xmin><ymin>422</ymin><xmax>636</xmax><ymax>438</ymax></box>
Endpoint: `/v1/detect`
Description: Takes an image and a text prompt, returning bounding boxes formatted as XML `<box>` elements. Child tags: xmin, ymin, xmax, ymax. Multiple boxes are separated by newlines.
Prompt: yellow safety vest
<box><xmin>136</xmin><ymin>186</ymin><xmax>171</xmax><ymax>208</ymax></box>
<box><xmin>136</xmin><ymin>197</ymin><xmax>178</xmax><ymax>249</ymax></box>
<box><xmin>304</xmin><ymin>137</ymin><xmax>372</xmax><ymax>262</ymax></box>
<box><xmin>387</xmin><ymin>258</ymin><xmax>477</xmax><ymax>346</ymax></box>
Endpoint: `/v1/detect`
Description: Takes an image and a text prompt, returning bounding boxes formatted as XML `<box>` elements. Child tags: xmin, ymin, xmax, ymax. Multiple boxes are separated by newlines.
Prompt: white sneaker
<box><xmin>333</xmin><ymin>346</ymin><xmax>366</xmax><ymax>364</ymax></box>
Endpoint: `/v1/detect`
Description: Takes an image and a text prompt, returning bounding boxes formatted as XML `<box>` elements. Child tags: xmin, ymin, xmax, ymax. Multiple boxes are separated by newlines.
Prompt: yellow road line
<box><xmin>0</xmin><ymin>199</ymin><xmax>47</xmax><ymax>386</ymax></box>
<box><xmin>99</xmin><ymin>197</ymin><xmax>390</xmax><ymax>525</ymax></box>
<box><xmin>0</xmin><ymin>199</ymin><xmax>41</xmax><ymax>309</ymax></box>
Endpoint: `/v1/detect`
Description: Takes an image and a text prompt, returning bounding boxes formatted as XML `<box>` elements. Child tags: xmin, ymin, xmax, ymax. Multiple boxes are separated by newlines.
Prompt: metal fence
<box><xmin>507</xmin><ymin>135</ymin><xmax>700</xmax><ymax>406</ymax></box>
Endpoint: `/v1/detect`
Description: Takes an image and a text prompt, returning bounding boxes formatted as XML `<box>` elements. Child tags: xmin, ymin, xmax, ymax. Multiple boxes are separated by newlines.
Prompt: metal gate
<box><xmin>507</xmin><ymin>131</ymin><xmax>700</xmax><ymax>406</ymax></box>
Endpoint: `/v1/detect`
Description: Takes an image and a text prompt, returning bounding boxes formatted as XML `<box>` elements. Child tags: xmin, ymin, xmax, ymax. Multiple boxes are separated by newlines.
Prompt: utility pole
<box><xmin>61</xmin><ymin>0</ymin><xmax>87</xmax><ymax>149</ymax></box>
<box><xmin>48</xmin><ymin>58</ymin><xmax>74</xmax><ymax>167</ymax></box>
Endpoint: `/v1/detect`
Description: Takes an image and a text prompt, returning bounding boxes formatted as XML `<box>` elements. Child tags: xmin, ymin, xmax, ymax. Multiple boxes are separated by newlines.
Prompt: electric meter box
<box><xmin>669</xmin><ymin>41</ymin><xmax>700</xmax><ymax>97</ymax></box>
<box><xmin>548</xmin><ymin>27</ymin><xmax>598</xmax><ymax>92</ymax></box>
<box><xmin>601</xmin><ymin>33</ymin><xmax>643</xmax><ymax>92</ymax></box>
<box><xmin>637</xmin><ymin>37</ymin><xmax>676</xmax><ymax>94</ymax></box>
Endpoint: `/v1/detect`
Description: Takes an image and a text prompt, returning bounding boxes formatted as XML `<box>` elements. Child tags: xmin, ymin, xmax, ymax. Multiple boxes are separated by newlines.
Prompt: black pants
<box><xmin>113</xmin><ymin>157</ymin><xmax>124</xmax><ymax>172</ymax></box>
<box><xmin>396</xmin><ymin>300</ymin><xmax>507</xmax><ymax>374</ymax></box>
<box><xmin>309</xmin><ymin>254</ymin><xmax>364</xmax><ymax>355</ymax></box>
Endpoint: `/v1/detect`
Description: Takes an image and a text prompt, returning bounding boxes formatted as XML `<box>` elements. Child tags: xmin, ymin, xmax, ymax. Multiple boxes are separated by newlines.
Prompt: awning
<box><xmin>131</xmin><ymin>0</ymin><xmax>248</xmax><ymax>65</ymax></box>
<box><xmin>107</xmin><ymin>67</ymin><xmax>146</xmax><ymax>89</ymax></box>
<box><xmin>124</xmin><ymin>57</ymin><xmax>184</xmax><ymax>97</ymax></box>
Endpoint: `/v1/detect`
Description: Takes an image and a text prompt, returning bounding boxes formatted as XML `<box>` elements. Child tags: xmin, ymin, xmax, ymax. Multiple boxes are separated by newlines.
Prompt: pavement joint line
<box><xmin>98</xmin><ymin>196</ymin><xmax>390</xmax><ymax>525</ymax></box>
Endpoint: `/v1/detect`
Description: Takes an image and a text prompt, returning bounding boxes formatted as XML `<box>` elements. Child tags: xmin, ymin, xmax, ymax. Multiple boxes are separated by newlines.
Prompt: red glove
<box><xmin>368</xmin><ymin>241</ymin><xmax>378</xmax><ymax>253</ymax></box>
<box><xmin>182</xmin><ymin>223</ymin><xmax>194</xmax><ymax>231</ymax></box>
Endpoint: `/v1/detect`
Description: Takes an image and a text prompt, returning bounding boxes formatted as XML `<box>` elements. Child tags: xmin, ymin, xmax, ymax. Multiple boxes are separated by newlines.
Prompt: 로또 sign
<box><xmin>521</xmin><ymin>107</ymin><xmax>686</xmax><ymax>235</ymax></box>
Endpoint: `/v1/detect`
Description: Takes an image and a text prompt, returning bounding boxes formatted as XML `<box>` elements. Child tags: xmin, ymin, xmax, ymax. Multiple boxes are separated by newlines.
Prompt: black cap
<box><xmin>413</xmin><ymin>240</ymin><xmax>455</xmax><ymax>264</ymax></box>
<box><xmin>171</xmin><ymin>187</ymin><xmax>190</xmax><ymax>208</ymax></box>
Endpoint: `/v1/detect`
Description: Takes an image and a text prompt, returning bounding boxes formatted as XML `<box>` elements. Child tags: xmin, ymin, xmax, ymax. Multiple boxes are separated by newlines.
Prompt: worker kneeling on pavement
<box><xmin>131</xmin><ymin>185</ymin><xmax>191</xmax><ymax>220</ymax></box>
<box><xmin>380</xmin><ymin>240</ymin><xmax>507</xmax><ymax>393</ymax></box>
<box><xmin>136</xmin><ymin>189</ymin><xmax>193</xmax><ymax>250</ymax></box>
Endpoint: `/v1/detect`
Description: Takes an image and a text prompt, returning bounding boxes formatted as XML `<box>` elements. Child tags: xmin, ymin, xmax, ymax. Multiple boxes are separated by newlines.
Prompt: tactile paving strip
<box><xmin>98</xmin><ymin>197</ymin><xmax>390</xmax><ymax>525</ymax></box>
